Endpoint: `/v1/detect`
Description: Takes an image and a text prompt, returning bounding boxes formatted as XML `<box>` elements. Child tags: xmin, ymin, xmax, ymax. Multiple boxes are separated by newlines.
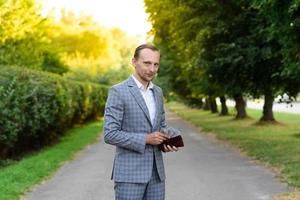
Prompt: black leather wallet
<box><xmin>158</xmin><ymin>135</ymin><xmax>184</xmax><ymax>152</ymax></box>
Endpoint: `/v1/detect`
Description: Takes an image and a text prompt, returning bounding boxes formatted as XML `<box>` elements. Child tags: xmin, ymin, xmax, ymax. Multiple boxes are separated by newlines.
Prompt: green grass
<box><xmin>166</xmin><ymin>101</ymin><xmax>300</xmax><ymax>188</ymax></box>
<box><xmin>0</xmin><ymin>120</ymin><xmax>103</xmax><ymax>200</ymax></box>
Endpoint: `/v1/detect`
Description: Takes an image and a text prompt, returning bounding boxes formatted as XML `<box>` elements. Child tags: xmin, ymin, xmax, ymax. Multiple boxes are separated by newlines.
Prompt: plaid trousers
<box><xmin>114</xmin><ymin>156</ymin><xmax>165</xmax><ymax>200</ymax></box>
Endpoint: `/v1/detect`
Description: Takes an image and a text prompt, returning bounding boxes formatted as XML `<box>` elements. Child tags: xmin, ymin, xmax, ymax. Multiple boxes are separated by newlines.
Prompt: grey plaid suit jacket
<box><xmin>104</xmin><ymin>76</ymin><xmax>178</xmax><ymax>183</ymax></box>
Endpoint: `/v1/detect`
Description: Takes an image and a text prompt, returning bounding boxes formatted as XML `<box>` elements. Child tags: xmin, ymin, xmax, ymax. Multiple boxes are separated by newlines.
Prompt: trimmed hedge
<box><xmin>0</xmin><ymin>66</ymin><xmax>108</xmax><ymax>158</ymax></box>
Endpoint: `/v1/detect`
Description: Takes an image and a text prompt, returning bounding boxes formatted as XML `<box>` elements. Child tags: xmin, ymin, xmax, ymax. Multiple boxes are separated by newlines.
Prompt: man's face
<box><xmin>132</xmin><ymin>48</ymin><xmax>160</xmax><ymax>83</ymax></box>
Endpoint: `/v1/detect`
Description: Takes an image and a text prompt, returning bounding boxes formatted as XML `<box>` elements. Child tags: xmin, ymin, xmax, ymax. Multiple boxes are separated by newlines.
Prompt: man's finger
<box><xmin>157</xmin><ymin>134</ymin><xmax>169</xmax><ymax>141</ymax></box>
<box><xmin>166</xmin><ymin>145</ymin><xmax>172</xmax><ymax>151</ymax></box>
<box><xmin>167</xmin><ymin>145</ymin><xmax>178</xmax><ymax>152</ymax></box>
<box><xmin>163</xmin><ymin>144</ymin><xmax>170</xmax><ymax>152</ymax></box>
<box><xmin>158</xmin><ymin>133</ymin><xmax>170</xmax><ymax>139</ymax></box>
<box><xmin>172</xmin><ymin>146</ymin><xmax>178</xmax><ymax>151</ymax></box>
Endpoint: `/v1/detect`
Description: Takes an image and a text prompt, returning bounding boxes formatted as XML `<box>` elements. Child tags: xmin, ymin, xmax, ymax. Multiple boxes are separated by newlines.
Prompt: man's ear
<box><xmin>131</xmin><ymin>58</ymin><xmax>137</xmax><ymax>67</ymax></box>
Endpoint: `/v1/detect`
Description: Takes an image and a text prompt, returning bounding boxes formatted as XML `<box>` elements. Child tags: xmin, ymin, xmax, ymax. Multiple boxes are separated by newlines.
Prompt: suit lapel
<box><xmin>127</xmin><ymin>77</ymin><xmax>152</xmax><ymax>127</ymax></box>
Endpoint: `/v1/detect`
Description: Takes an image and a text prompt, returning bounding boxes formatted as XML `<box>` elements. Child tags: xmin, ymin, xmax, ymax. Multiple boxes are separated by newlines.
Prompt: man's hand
<box><xmin>146</xmin><ymin>132</ymin><xmax>169</xmax><ymax>145</ymax></box>
<box><xmin>163</xmin><ymin>144</ymin><xmax>178</xmax><ymax>152</ymax></box>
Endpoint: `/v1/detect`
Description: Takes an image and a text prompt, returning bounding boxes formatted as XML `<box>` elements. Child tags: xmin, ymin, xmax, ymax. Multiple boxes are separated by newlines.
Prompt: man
<box><xmin>104</xmin><ymin>44</ymin><xmax>181</xmax><ymax>200</ymax></box>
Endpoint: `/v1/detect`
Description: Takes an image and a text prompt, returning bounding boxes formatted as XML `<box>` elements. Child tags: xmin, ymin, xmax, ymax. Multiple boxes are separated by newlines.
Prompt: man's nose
<box><xmin>149</xmin><ymin>64</ymin><xmax>156</xmax><ymax>72</ymax></box>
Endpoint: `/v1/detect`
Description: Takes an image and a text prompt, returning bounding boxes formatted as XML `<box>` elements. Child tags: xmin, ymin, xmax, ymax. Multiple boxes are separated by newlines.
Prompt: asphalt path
<box><xmin>226</xmin><ymin>100</ymin><xmax>300</xmax><ymax>114</ymax></box>
<box><xmin>24</xmin><ymin>111</ymin><xmax>290</xmax><ymax>200</ymax></box>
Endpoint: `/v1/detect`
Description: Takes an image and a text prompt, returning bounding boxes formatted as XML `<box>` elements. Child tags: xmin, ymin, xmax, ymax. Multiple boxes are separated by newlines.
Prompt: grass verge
<box><xmin>0</xmin><ymin>120</ymin><xmax>103</xmax><ymax>200</ymax></box>
<box><xmin>166</xmin><ymin>102</ymin><xmax>300</xmax><ymax>189</ymax></box>
<box><xmin>274</xmin><ymin>191</ymin><xmax>300</xmax><ymax>200</ymax></box>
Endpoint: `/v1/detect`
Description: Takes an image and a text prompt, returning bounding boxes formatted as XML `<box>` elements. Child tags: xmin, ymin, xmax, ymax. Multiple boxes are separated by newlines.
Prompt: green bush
<box><xmin>0</xmin><ymin>66</ymin><xmax>107</xmax><ymax>158</ymax></box>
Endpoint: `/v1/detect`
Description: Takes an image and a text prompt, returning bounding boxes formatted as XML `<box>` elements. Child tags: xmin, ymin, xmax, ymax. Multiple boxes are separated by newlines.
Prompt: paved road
<box><xmin>25</xmin><ymin>111</ymin><xmax>290</xmax><ymax>200</ymax></box>
<box><xmin>226</xmin><ymin>100</ymin><xmax>300</xmax><ymax>114</ymax></box>
<box><xmin>247</xmin><ymin>101</ymin><xmax>300</xmax><ymax>114</ymax></box>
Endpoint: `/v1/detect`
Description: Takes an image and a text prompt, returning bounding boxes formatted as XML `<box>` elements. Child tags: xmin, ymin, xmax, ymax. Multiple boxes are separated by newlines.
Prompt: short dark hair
<box><xmin>133</xmin><ymin>44</ymin><xmax>160</xmax><ymax>59</ymax></box>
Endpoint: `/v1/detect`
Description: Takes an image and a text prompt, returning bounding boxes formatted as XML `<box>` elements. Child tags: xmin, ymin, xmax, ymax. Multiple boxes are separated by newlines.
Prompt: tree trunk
<box><xmin>197</xmin><ymin>98</ymin><xmax>204</xmax><ymax>108</ymax></box>
<box><xmin>233</xmin><ymin>94</ymin><xmax>247</xmax><ymax>119</ymax></box>
<box><xmin>203</xmin><ymin>98</ymin><xmax>211</xmax><ymax>110</ymax></box>
<box><xmin>187</xmin><ymin>97</ymin><xmax>203</xmax><ymax>108</ymax></box>
<box><xmin>210</xmin><ymin>97</ymin><xmax>218</xmax><ymax>113</ymax></box>
<box><xmin>219</xmin><ymin>96</ymin><xmax>228</xmax><ymax>116</ymax></box>
<box><xmin>260</xmin><ymin>89</ymin><xmax>275</xmax><ymax>122</ymax></box>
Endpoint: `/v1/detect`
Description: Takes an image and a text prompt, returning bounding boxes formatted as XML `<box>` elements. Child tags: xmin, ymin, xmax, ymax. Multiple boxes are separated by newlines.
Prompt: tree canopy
<box><xmin>0</xmin><ymin>0</ymin><xmax>137</xmax><ymax>82</ymax></box>
<box><xmin>145</xmin><ymin>0</ymin><xmax>300</xmax><ymax>122</ymax></box>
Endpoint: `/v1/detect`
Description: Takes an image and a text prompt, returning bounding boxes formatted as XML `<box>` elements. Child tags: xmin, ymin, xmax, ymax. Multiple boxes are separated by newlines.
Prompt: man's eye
<box><xmin>143</xmin><ymin>62</ymin><xmax>151</xmax><ymax>65</ymax></box>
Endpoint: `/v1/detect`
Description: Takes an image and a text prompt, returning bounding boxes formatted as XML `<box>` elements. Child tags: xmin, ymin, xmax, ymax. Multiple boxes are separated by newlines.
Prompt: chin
<box><xmin>143</xmin><ymin>77</ymin><xmax>153</xmax><ymax>82</ymax></box>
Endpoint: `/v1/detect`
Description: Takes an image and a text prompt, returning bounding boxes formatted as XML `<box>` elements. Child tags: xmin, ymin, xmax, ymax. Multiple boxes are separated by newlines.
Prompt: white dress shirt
<box><xmin>132</xmin><ymin>75</ymin><xmax>156</xmax><ymax>125</ymax></box>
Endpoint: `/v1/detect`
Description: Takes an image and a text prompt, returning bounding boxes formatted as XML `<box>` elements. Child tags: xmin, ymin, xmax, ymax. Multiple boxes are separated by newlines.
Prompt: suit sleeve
<box><xmin>104</xmin><ymin>87</ymin><xmax>146</xmax><ymax>154</ymax></box>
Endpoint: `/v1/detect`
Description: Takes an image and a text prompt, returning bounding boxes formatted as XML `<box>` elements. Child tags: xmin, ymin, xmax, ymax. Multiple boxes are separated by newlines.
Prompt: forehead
<box><xmin>138</xmin><ymin>48</ymin><xmax>160</xmax><ymax>61</ymax></box>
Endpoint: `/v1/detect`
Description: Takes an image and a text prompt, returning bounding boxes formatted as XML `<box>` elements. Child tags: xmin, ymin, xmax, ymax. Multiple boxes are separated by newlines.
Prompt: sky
<box><xmin>40</xmin><ymin>0</ymin><xmax>152</xmax><ymax>38</ymax></box>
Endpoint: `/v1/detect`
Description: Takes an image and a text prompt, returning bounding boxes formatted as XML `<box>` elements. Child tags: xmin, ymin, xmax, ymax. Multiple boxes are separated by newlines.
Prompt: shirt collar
<box><xmin>131</xmin><ymin>75</ymin><xmax>154</xmax><ymax>90</ymax></box>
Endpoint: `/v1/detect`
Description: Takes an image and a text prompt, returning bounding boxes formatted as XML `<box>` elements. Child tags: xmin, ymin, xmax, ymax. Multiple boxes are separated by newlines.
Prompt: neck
<box><xmin>133</xmin><ymin>74</ymin><xmax>149</xmax><ymax>89</ymax></box>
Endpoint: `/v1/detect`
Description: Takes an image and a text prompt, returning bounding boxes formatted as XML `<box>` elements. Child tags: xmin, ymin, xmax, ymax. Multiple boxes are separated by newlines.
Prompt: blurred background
<box><xmin>0</xmin><ymin>1</ymin><xmax>300</xmax><ymax>199</ymax></box>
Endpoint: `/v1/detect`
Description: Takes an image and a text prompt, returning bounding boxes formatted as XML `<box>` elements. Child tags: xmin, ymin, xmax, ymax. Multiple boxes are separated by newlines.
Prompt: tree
<box><xmin>0</xmin><ymin>0</ymin><xmax>68</xmax><ymax>74</ymax></box>
<box><xmin>47</xmin><ymin>11</ymin><xmax>137</xmax><ymax>82</ymax></box>
<box><xmin>145</xmin><ymin>0</ymin><xmax>243</xmax><ymax>117</ymax></box>
<box><xmin>145</xmin><ymin>0</ymin><xmax>300</xmax><ymax>122</ymax></box>
<box><xmin>252</xmin><ymin>0</ymin><xmax>300</xmax><ymax>116</ymax></box>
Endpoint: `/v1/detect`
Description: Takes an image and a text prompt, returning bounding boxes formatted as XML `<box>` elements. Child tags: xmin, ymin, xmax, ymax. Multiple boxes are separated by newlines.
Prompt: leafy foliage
<box><xmin>0</xmin><ymin>66</ymin><xmax>108</xmax><ymax>158</ymax></box>
<box><xmin>46</xmin><ymin>11</ymin><xmax>137</xmax><ymax>82</ymax></box>
<box><xmin>0</xmin><ymin>0</ymin><xmax>68</xmax><ymax>73</ymax></box>
<box><xmin>145</xmin><ymin>0</ymin><xmax>300</xmax><ymax>121</ymax></box>
<box><xmin>0</xmin><ymin>0</ymin><xmax>137</xmax><ymax>79</ymax></box>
